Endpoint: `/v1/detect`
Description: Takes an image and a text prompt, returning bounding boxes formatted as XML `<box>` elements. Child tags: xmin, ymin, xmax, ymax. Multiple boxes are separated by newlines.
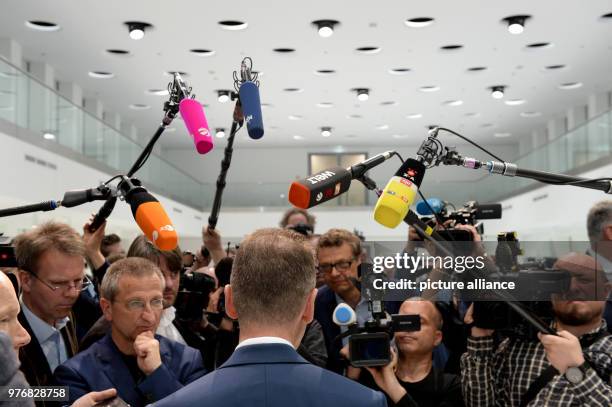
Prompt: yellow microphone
<box><xmin>374</xmin><ymin>158</ymin><xmax>426</xmax><ymax>228</ymax></box>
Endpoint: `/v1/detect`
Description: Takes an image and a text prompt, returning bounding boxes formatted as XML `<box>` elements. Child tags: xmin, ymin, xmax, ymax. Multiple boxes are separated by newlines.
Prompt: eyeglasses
<box><xmin>316</xmin><ymin>258</ymin><xmax>355</xmax><ymax>274</ymax></box>
<box><xmin>29</xmin><ymin>272</ymin><xmax>92</xmax><ymax>293</ymax></box>
<box><xmin>125</xmin><ymin>298</ymin><xmax>164</xmax><ymax>312</ymax></box>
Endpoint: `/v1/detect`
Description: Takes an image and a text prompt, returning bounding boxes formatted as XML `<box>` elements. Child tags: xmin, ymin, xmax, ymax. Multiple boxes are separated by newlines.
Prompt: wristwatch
<box><xmin>565</xmin><ymin>360</ymin><xmax>590</xmax><ymax>384</ymax></box>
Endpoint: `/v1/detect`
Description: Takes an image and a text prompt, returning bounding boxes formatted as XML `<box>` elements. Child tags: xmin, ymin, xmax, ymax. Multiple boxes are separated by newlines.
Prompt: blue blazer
<box><xmin>154</xmin><ymin>343</ymin><xmax>387</xmax><ymax>407</ymax></box>
<box><xmin>54</xmin><ymin>333</ymin><xmax>206</xmax><ymax>407</ymax></box>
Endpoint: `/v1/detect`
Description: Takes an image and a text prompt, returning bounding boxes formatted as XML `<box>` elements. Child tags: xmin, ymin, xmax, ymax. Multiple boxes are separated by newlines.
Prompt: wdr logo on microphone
<box><xmin>245</xmin><ymin>114</ymin><xmax>253</xmax><ymax>124</ymax></box>
<box><xmin>197</xmin><ymin>127</ymin><xmax>209</xmax><ymax>136</ymax></box>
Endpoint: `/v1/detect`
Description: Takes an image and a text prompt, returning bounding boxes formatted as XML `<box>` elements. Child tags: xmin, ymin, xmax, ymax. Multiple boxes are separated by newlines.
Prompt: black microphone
<box><xmin>288</xmin><ymin>151</ymin><xmax>396</xmax><ymax>209</ymax></box>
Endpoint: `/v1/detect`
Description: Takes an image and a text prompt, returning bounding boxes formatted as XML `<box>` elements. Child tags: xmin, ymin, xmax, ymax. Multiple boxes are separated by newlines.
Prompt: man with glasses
<box><xmin>14</xmin><ymin>221</ymin><xmax>94</xmax><ymax>389</ymax></box>
<box><xmin>54</xmin><ymin>257</ymin><xmax>206</xmax><ymax>407</ymax></box>
<box><xmin>314</xmin><ymin>228</ymin><xmax>398</xmax><ymax>374</ymax></box>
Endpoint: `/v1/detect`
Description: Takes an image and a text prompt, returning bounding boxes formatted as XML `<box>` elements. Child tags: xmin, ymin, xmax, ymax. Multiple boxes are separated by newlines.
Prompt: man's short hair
<box><xmin>101</xmin><ymin>234</ymin><xmax>121</xmax><ymax>257</ymax></box>
<box><xmin>587</xmin><ymin>200</ymin><xmax>612</xmax><ymax>243</ymax></box>
<box><xmin>404</xmin><ymin>297</ymin><xmax>444</xmax><ymax>330</ymax></box>
<box><xmin>317</xmin><ymin>228</ymin><xmax>362</xmax><ymax>258</ymax></box>
<box><xmin>279</xmin><ymin>208</ymin><xmax>316</xmax><ymax>229</ymax></box>
<box><xmin>13</xmin><ymin>221</ymin><xmax>86</xmax><ymax>274</ymax></box>
<box><xmin>100</xmin><ymin>257</ymin><xmax>164</xmax><ymax>302</ymax></box>
<box><xmin>127</xmin><ymin>235</ymin><xmax>182</xmax><ymax>273</ymax></box>
<box><xmin>231</xmin><ymin>228</ymin><xmax>316</xmax><ymax>325</ymax></box>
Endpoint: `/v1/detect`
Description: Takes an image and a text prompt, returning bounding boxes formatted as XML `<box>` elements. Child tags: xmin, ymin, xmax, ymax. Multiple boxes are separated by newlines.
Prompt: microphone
<box><xmin>120</xmin><ymin>179</ymin><xmax>178</xmax><ymax>251</ymax></box>
<box><xmin>415</xmin><ymin>198</ymin><xmax>446</xmax><ymax>216</ymax></box>
<box><xmin>374</xmin><ymin>158</ymin><xmax>426</xmax><ymax>228</ymax></box>
<box><xmin>238</xmin><ymin>81</ymin><xmax>264</xmax><ymax>139</ymax></box>
<box><xmin>332</xmin><ymin>303</ymin><xmax>357</xmax><ymax>327</ymax></box>
<box><xmin>179</xmin><ymin>98</ymin><xmax>213</xmax><ymax>154</ymax></box>
<box><xmin>288</xmin><ymin>151</ymin><xmax>396</xmax><ymax>209</ymax></box>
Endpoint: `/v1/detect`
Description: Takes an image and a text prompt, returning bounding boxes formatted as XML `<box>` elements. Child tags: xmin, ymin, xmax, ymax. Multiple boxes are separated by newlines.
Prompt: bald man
<box><xmin>358</xmin><ymin>298</ymin><xmax>464</xmax><ymax>407</ymax></box>
<box><xmin>0</xmin><ymin>273</ymin><xmax>117</xmax><ymax>407</ymax></box>
<box><xmin>462</xmin><ymin>253</ymin><xmax>612</xmax><ymax>407</ymax></box>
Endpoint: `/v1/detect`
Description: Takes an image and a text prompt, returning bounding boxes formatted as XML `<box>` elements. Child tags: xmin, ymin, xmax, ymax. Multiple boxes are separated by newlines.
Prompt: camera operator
<box><xmin>280</xmin><ymin>207</ymin><xmax>316</xmax><ymax>234</ymax></box>
<box><xmin>461</xmin><ymin>252</ymin><xmax>612</xmax><ymax>406</ymax></box>
<box><xmin>586</xmin><ymin>200</ymin><xmax>612</xmax><ymax>331</ymax></box>
<box><xmin>355</xmin><ymin>298</ymin><xmax>464</xmax><ymax>407</ymax></box>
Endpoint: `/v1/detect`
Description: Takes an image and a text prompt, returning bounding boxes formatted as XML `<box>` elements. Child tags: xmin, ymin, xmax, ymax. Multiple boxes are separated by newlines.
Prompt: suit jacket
<box><xmin>53</xmin><ymin>333</ymin><xmax>206</xmax><ymax>407</ymax></box>
<box><xmin>314</xmin><ymin>285</ymin><xmax>400</xmax><ymax>374</ymax></box>
<box><xmin>154</xmin><ymin>343</ymin><xmax>388</xmax><ymax>407</ymax></box>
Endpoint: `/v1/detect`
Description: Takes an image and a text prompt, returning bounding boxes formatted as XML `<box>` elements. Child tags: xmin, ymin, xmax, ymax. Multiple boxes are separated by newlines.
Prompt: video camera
<box><xmin>416</xmin><ymin>199</ymin><xmax>502</xmax><ymax>237</ymax></box>
<box><xmin>334</xmin><ymin>263</ymin><xmax>421</xmax><ymax>367</ymax></box>
<box><xmin>175</xmin><ymin>269</ymin><xmax>216</xmax><ymax>322</ymax></box>
<box><xmin>0</xmin><ymin>233</ymin><xmax>17</xmax><ymax>268</ymax></box>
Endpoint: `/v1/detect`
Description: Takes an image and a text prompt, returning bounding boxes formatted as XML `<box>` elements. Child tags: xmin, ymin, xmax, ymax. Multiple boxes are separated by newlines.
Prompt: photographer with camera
<box><xmin>586</xmin><ymin>200</ymin><xmax>612</xmax><ymax>331</ymax></box>
<box><xmin>353</xmin><ymin>298</ymin><xmax>464</xmax><ymax>407</ymax></box>
<box><xmin>280</xmin><ymin>207</ymin><xmax>316</xmax><ymax>236</ymax></box>
<box><xmin>461</xmin><ymin>252</ymin><xmax>612</xmax><ymax>406</ymax></box>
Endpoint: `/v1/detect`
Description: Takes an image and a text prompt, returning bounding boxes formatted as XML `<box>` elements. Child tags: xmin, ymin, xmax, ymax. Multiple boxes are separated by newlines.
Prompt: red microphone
<box><xmin>179</xmin><ymin>98</ymin><xmax>213</xmax><ymax>154</ymax></box>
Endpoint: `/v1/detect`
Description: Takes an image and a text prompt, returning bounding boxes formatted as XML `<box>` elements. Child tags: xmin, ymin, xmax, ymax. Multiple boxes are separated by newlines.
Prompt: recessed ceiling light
<box><xmin>526</xmin><ymin>42</ymin><xmax>553</xmax><ymax>49</ymax></box>
<box><xmin>502</xmin><ymin>15</ymin><xmax>531</xmax><ymax>34</ymax></box>
<box><xmin>355</xmin><ymin>46</ymin><xmax>381</xmax><ymax>54</ymax></box>
<box><xmin>189</xmin><ymin>49</ymin><xmax>216</xmax><ymax>57</ymax></box>
<box><xmin>505</xmin><ymin>99</ymin><xmax>526</xmax><ymax>106</ymax></box>
<box><xmin>494</xmin><ymin>132</ymin><xmax>512</xmax><ymax>138</ymax></box>
<box><xmin>520</xmin><ymin>111</ymin><xmax>542</xmax><ymax>118</ymax></box>
<box><xmin>273</xmin><ymin>48</ymin><xmax>296</xmax><ymax>53</ymax></box>
<box><xmin>124</xmin><ymin>21</ymin><xmax>152</xmax><ymax>40</ymax></box>
<box><xmin>465</xmin><ymin>112</ymin><xmax>481</xmax><ymax>118</ymax></box>
<box><xmin>288</xmin><ymin>115</ymin><xmax>303</xmax><ymax>120</ymax></box>
<box><xmin>440</xmin><ymin>44</ymin><xmax>463</xmax><ymax>51</ymax></box>
<box><xmin>88</xmin><ymin>71</ymin><xmax>114</xmax><ymax>79</ymax></box>
<box><xmin>545</xmin><ymin>64</ymin><xmax>567</xmax><ymax>70</ymax></box>
<box><xmin>283</xmin><ymin>88</ymin><xmax>303</xmax><ymax>93</ymax></box>
<box><xmin>215</xmin><ymin>128</ymin><xmax>226</xmax><ymax>138</ymax></box>
<box><xmin>490</xmin><ymin>86</ymin><xmax>505</xmax><ymax>99</ymax></box>
<box><xmin>406</xmin><ymin>113</ymin><xmax>422</xmax><ymax>119</ymax></box>
<box><xmin>316</xmin><ymin>102</ymin><xmax>334</xmax><ymax>108</ymax></box>
<box><xmin>381</xmin><ymin>101</ymin><xmax>398</xmax><ymax>106</ymax></box>
<box><xmin>389</xmin><ymin>68</ymin><xmax>411</xmax><ymax>75</ymax></box>
<box><xmin>146</xmin><ymin>89</ymin><xmax>169</xmax><ymax>96</ymax></box>
<box><xmin>321</xmin><ymin>127</ymin><xmax>332</xmax><ymax>137</ymax></box>
<box><xmin>129</xmin><ymin>104</ymin><xmax>151</xmax><ymax>110</ymax></box>
<box><xmin>419</xmin><ymin>85</ymin><xmax>440</xmax><ymax>92</ymax></box>
<box><xmin>312</xmin><ymin>19</ymin><xmax>340</xmax><ymax>37</ymax></box>
<box><xmin>467</xmin><ymin>66</ymin><xmax>487</xmax><ymax>72</ymax></box>
<box><xmin>217</xmin><ymin>90</ymin><xmax>231</xmax><ymax>103</ymax></box>
<box><xmin>353</xmin><ymin>88</ymin><xmax>369</xmax><ymax>101</ymax></box>
<box><xmin>404</xmin><ymin>17</ymin><xmax>435</xmax><ymax>28</ymax></box>
<box><xmin>42</xmin><ymin>131</ymin><xmax>56</xmax><ymax>140</ymax></box>
<box><xmin>106</xmin><ymin>49</ymin><xmax>131</xmax><ymax>56</ymax></box>
<box><xmin>443</xmin><ymin>100</ymin><xmax>463</xmax><ymax>106</ymax></box>
<box><xmin>347</xmin><ymin>114</ymin><xmax>363</xmax><ymax>119</ymax></box>
<box><xmin>25</xmin><ymin>20</ymin><xmax>60</xmax><ymax>32</ymax></box>
<box><xmin>392</xmin><ymin>134</ymin><xmax>409</xmax><ymax>139</ymax></box>
<box><xmin>599</xmin><ymin>12</ymin><xmax>612</xmax><ymax>20</ymax></box>
<box><xmin>314</xmin><ymin>69</ymin><xmax>336</xmax><ymax>75</ymax></box>
<box><xmin>164</xmin><ymin>71</ymin><xmax>188</xmax><ymax>77</ymax></box>
<box><xmin>376</xmin><ymin>124</ymin><xmax>389</xmax><ymax>130</ymax></box>
<box><xmin>558</xmin><ymin>82</ymin><xmax>583</xmax><ymax>90</ymax></box>
<box><xmin>218</xmin><ymin>20</ymin><xmax>248</xmax><ymax>30</ymax></box>
<box><xmin>293</xmin><ymin>135</ymin><xmax>304</xmax><ymax>140</ymax></box>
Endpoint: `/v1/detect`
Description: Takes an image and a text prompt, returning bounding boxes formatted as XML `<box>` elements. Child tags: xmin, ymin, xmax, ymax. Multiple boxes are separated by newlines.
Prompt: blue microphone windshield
<box><xmin>415</xmin><ymin>198</ymin><xmax>444</xmax><ymax>215</ymax></box>
<box><xmin>239</xmin><ymin>81</ymin><xmax>264</xmax><ymax>139</ymax></box>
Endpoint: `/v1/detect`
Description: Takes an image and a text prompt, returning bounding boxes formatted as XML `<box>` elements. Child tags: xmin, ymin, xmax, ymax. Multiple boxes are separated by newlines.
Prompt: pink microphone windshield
<box><xmin>179</xmin><ymin>98</ymin><xmax>213</xmax><ymax>154</ymax></box>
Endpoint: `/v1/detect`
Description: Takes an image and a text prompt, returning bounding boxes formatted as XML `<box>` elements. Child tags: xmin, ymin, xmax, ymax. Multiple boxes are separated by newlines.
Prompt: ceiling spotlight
<box><xmin>215</xmin><ymin>128</ymin><xmax>226</xmax><ymax>138</ymax></box>
<box><xmin>404</xmin><ymin>17</ymin><xmax>435</xmax><ymax>28</ymax></box>
<box><xmin>125</xmin><ymin>22</ymin><xmax>151</xmax><ymax>40</ymax></box>
<box><xmin>25</xmin><ymin>20</ymin><xmax>61</xmax><ymax>32</ymax></box>
<box><xmin>321</xmin><ymin>127</ymin><xmax>332</xmax><ymax>137</ymax></box>
<box><xmin>312</xmin><ymin>19</ymin><xmax>339</xmax><ymax>38</ymax></box>
<box><xmin>503</xmin><ymin>15</ymin><xmax>530</xmax><ymax>35</ymax></box>
<box><xmin>354</xmin><ymin>88</ymin><xmax>369</xmax><ymax>101</ymax></box>
<box><xmin>42</xmin><ymin>131</ymin><xmax>56</xmax><ymax>140</ymax></box>
<box><xmin>217</xmin><ymin>90</ymin><xmax>231</xmax><ymax>103</ymax></box>
<box><xmin>490</xmin><ymin>86</ymin><xmax>505</xmax><ymax>99</ymax></box>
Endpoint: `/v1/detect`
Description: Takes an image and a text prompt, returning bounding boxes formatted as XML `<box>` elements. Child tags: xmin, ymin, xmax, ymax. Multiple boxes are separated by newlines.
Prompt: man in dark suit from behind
<box><xmin>154</xmin><ymin>228</ymin><xmax>387</xmax><ymax>407</ymax></box>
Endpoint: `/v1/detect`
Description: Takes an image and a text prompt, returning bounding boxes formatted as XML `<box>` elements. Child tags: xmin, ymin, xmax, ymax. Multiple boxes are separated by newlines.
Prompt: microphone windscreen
<box><xmin>416</xmin><ymin>198</ymin><xmax>444</xmax><ymax>216</ymax></box>
<box><xmin>288</xmin><ymin>167</ymin><xmax>352</xmax><ymax>209</ymax></box>
<box><xmin>239</xmin><ymin>81</ymin><xmax>264</xmax><ymax>139</ymax></box>
<box><xmin>179</xmin><ymin>99</ymin><xmax>213</xmax><ymax>154</ymax></box>
<box><xmin>128</xmin><ymin>191</ymin><xmax>178</xmax><ymax>251</ymax></box>
<box><xmin>332</xmin><ymin>303</ymin><xmax>356</xmax><ymax>326</ymax></box>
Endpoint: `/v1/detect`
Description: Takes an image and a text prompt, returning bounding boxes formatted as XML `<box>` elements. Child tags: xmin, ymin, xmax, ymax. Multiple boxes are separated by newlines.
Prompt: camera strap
<box><xmin>519</xmin><ymin>329</ymin><xmax>610</xmax><ymax>407</ymax></box>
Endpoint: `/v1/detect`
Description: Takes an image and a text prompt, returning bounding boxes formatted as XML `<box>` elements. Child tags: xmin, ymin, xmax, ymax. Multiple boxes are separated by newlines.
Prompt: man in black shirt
<box><xmin>360</xmin><ymin>298</ymin><xmax>464</xmax><ymax>407</ymax></box>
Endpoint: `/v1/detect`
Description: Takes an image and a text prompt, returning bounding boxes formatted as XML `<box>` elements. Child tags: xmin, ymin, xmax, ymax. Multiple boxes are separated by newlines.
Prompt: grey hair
<box><xmin>587</xmin><ymin>201</ymin><xmax>612</xmax><ymax>243</ymax></box>
<box><xmin>100</xmin><ymin>257</ymin><xmax>165</xmax><ymax>302</ymax></box>
<box><xmin>402</xmin><ymin>297</ymin><xmax>443</xmax><ymax>330</ymax></box>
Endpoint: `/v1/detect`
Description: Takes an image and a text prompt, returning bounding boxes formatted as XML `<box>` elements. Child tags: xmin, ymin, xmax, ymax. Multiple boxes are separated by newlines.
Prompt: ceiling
<box><xmin>1</xmin><ymin>0</ymin><xmax>611</xmax><ymax>151</ymax></box>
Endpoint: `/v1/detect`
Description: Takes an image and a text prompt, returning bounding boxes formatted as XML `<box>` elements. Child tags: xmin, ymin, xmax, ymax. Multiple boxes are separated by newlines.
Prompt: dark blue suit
<box><xmin>154</xmin><ymin>343</ymin><xmax>386</xmax><ymax>407</ymax></box>
<box><xmin>54</xmin><ymin>333</ymin><xmax>206</xmax><ymax>407</ymax></box>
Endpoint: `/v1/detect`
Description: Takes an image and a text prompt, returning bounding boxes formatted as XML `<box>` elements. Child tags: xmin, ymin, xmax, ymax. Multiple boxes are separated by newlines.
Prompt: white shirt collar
<box><xmin>235</xmin><ymin>336</ymin><xmax>294</xmax><ymax>350</ymax></box>
<box><xmin>20</xmin><ymin>299</ymin><xmax>69</xmax><ymax>343</ymax></box>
